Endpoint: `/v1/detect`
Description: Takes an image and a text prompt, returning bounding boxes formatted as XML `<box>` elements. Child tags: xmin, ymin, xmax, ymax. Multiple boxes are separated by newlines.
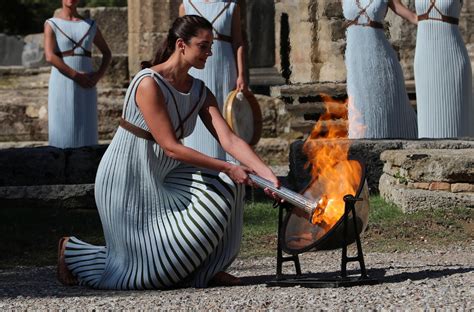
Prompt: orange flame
<box><xmin>303</xmin><ymin>93</ymin><xmax>362</xmax><ymax>227</ymax></box>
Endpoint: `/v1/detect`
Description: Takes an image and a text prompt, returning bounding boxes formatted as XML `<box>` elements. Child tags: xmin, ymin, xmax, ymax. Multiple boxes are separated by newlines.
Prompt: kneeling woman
<box><xmin>57</xmin><ymin>15</ymin><xmax>278</xmax><ymax>290</ymax></box>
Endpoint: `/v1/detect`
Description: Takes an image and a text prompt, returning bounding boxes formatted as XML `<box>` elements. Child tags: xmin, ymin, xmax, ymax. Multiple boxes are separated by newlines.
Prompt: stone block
<box><xmin>451</xmin><ymin>183</ymin><xmax>474</xmax><ymax>193</ymax></box>
<box><xmin>93</xmin><ymin>54</ymin><xmax>129</xmax><ymax>88</ymax></box>
<box><xmin>412</xmin><ymin>182</ymin><xmax>430</xmax><ymax>190</ymax></box>
<box><xmin>255</xmin><ymin>94</ymin><xmax>290</xmax><ymax>138</ymax></box>
<box><xmin>253</xmin><ymin>137</ymin><xmax>290</xmax><ymax>165</ymax></box>
<box><xmin>64</xmin><ymin>145</ymin><xmax>107</xmax><ymax>184</ymax></box>
<box><xmin>22</xmin><ymin>33</ymin><xmax>47</xmax><ymax>68</ymax></box>
<box><xmin>0</xmin><ymin>147</ymin><xmax>66</xmax><ymax>186</ymax></box>
<box><xmin>0</xmin><ymin>34</ymin><xmax>24</xmax><ymax>66</ymax></box>
<box><xmin>380</xmin><ymin>173</ymin><xmax>474</xmax><ymax>213</ymax></box>
<box><xmin>381</xmin><ymin>149</ymin><xmax>474</xmax><ymax>183</ymax></box>
<box><xmin>0</xmin><ymin>184</ymin><xmax>96</xmax><ymax>209</ymax></box>
<box><xmin>429</xmin><ymin>182</ymin><xmax>451</xmax><ymax>192</ymax></box>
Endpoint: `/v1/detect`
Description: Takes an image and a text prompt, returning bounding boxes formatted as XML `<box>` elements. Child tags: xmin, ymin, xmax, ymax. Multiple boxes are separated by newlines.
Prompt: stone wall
<box><xmin>274</xmin><ymin>0</ymin><xmax>346</xmax><ymax>83</ymax></box>
<box><xmin>380</xmin><ymin>149</ymin><xmax>474</xmax><ymax>212</ymax></box>
<box><xmin>0</xmin><ymin>34</ymin><xmax>24</xmax><ymax>66</ymax></box>
<box><xmin>127</xmin><ymin>0</ymin><xmax>180</xmax><ymax>76</ymax></box>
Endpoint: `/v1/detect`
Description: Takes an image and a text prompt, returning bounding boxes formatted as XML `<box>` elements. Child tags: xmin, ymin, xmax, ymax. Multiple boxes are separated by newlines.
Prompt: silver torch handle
<box><xmin>248</xmin><ymin>174</ymin><xmax>317</xmax><ymax>216</ymax></box>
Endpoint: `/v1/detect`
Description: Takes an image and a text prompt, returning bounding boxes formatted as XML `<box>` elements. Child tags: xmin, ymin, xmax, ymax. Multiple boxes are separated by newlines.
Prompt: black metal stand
<box><xmin>267</xmin><ymin>194</ymin><xmax>378</xmax><ymax>288</ymax></box>
<box><xmin>276</xmin><ymin>201</ymin><xmax>301</xmax><ymax>280</ymax></box>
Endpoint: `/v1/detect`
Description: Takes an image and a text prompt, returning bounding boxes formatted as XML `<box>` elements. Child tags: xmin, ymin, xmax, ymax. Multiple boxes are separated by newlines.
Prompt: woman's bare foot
<box><xmin>208</xmin><ymin>271</ymin><xmax>242</xmax><ymax>287</ymax></box>
<box><xmin>57</xmin><ymin>237</ymin><xmax>78</xmax><ymax>286</ymax></box>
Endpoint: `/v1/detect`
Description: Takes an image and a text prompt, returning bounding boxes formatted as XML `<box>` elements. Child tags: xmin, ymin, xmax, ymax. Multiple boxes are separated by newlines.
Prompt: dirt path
<box><xmin>1</xmin><ymin>246</ymin><xmax>472</xmax><ymax>310</ymax></box>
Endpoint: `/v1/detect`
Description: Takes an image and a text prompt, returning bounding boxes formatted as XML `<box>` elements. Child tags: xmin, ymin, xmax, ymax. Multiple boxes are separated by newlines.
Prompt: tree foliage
<box><xmin>0</xmin><ymin>0</ymin><xmax>127</xmax><ymax>35</ymax></box>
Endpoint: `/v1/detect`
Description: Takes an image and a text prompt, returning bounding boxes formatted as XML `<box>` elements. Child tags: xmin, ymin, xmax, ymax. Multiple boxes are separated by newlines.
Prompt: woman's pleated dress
<box><xmin>415</xmin><ymin>0</ymin><xmax>473</xmax><ymax>138</ymax></box>
<box><xmin>343</xmin><ymin>0</ymin><xmax>418</xmax><ymax>139</ymax></box>
<box><xmin>63</xmin><ymin>68</ymin><xmax>245</xmax><ymax>290</ymax></box>
<box><xmin>182</xmin><ymin>0</ymin><xmax>237</xmax><ymax>160</ymax></box>
<box><xmin>46</xmin><ymin>18</ymin><xmax>98</xmax><ymax>148</ymax></box>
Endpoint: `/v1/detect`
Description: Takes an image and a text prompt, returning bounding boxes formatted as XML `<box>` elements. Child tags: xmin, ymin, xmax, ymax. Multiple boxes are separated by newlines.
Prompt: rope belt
<box><xmin>55</xmin><ymin>50</ymin><xmax>92</xmax><ymax>58</ymax></box>
<box><xmin>344</xmin><ymin>0</ymin><xmax>384</xmax><ymax>29</ymax></box>
<box><xmin>344</xmin><ymin>20</ymin><xmax>384</xmax><ymax>29</ymax></box>
<box><xmin>417</xmin><ymin>13</ymin><xmax>459</xmax><ymax>25</ymax></box>
<box><xmin>417</xmin><ymin>0</ymin><xmax>459</xmax><ymax>25</ymax></box>
<box><xmin>119</xmin><ymin>118</ymin><xmax>155</xmax><ymax>142</ymax></box>
<box><xmin>214</xmin><ymin>33</ymin><xmax>232</xmax><ymax>43</ymax></box>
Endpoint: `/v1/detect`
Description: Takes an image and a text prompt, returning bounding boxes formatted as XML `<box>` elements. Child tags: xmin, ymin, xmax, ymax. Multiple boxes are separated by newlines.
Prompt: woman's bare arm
<box><xmin>91</xmin><ymin>27</ymin><xmax>111</xmax><ymax>85</ymax></box>
<box><xmin>231</xmin><ymin>4</ymin><xmax>247</xmax><ymax>91</ymax></box>
<box><xmin>179</xmin><ymin>3</ymin><xmax>185</xmax><ymax>16</ymax></box>
<box><xmin>389</xmin><ymin>0</ymin><xmax>418</xmax><ymax>25</ymax></box>
<box><xmin>199</xmin><ymin>90</ymin><xmax>278</xmax><ymax>185</ymax></box>
<box><xmin>136</xmin><ymin>77</ymin><xmax>258</xmax><ymax>185</ymax></box>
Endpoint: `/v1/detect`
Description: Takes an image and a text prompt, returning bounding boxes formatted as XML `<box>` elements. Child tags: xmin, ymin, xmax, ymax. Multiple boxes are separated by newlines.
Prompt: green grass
<box><xmin>241</xmin><ymin>199</ymin><xmax>278</xmax><ymax>257</ymax></box>
<box><xmin>0</xmin><ymin>196</ymin><xmax>472</xmax><ymax>268</ymax></box>
<box><xmin>364</xmin><ymin>195</ymin><xmax>473</xmax><ymax>252</ymax></box>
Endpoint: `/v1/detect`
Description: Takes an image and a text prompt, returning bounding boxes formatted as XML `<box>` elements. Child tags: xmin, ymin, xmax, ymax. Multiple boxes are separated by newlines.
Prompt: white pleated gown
<box><xmin>46</xmin><ymin>18</ymin><xmax>98</xmax><ymax>148</ymax></box>
<box><xmin>64</xmin><ymin>69</ymin><xmax>245</xmax><ymax>290</ymax></box>
<box><xmin>415</xmin><ymin>0</ymin><xmax>473</xmax><ymax>138</ymax></box>
<box><xmin>182</xmin><ymin>0</ymin><xmax>238</xmax><ymax>160</ymax></box>
<box><xmin>343</xmin><ymin>0</ymin><xmax>418</xmax><ymax>139</ymax></box>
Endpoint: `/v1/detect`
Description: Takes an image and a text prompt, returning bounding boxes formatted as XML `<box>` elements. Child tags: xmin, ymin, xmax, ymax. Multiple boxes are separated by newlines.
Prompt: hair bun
<box><xmin>140</xmin><ymin>61</ymin><xmax>152</xmax><ymax>69</ymax></box>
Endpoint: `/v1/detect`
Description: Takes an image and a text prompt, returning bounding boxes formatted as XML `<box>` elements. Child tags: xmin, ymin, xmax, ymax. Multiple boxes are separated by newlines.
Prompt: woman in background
<box><xmin>44</xmin><ymin>0</ymin><xmax>111</xmax><ymax>148</ymax></box>
<box><xmin>180</xmin><ymin>0</ymin><xmax>247</xmax><ymax>160</ymax></box>
<box><xmin>343</xmin><ymin>0</ymin><xmax>418</xmax><ymax>139</ymax></box>
<box><xmin>415</xmin><ymin>0</ymin><xmax>473</xmax><ymax>138</ymax></box>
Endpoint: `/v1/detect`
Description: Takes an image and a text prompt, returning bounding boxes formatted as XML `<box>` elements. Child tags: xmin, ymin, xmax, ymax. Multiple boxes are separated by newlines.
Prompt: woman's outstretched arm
<box><xmin>199</xmin><ymin>89</ymin><xmax>278</xmax><ymax>186</ymax></box>
<box><xmin>389</xmin><ymin>0</ymin><xmax>418</xmax><ymax>25</ymax></box>
<box><xmin>136</xmin><ymin>77</ymin><xmax>273</xmax><ymax>186</ymax></box>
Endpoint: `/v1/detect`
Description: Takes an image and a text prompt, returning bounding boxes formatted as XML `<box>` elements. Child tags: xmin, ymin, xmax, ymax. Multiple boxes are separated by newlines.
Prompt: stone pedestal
<box><xmin>127</xmin><ymin>0</ymin><xmax>180</xmax><ymax>76</ymax></box>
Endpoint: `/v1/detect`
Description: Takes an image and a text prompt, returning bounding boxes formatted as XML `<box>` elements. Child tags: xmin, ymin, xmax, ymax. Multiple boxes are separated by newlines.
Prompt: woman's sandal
<box><xmin>208</xmin><ymin>271</ymin><xmax>242</xmax><ymax>287</ymax></box>
<box><xmin>57</xmin><ymin>237</ymin><xmax>78</xmax><ymax>286</ymax></box>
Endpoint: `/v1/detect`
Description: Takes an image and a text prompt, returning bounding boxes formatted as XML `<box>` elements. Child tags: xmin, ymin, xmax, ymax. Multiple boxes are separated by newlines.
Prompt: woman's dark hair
<box><xmin>141</xmin><ymin>15</ymin><xmax>213</xmax><ymax>69</ymax></box>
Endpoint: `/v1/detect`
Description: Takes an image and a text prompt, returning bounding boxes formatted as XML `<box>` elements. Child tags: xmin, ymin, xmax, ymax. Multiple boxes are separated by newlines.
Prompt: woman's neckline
<box><xmin>147</xmin><ymin>68</ymin><xmax>195</xmax><ymax>95</ymax></box>
<box><xmin>192</xmin><ymin>0</ymin><xmax>225</xmax><ymax>3</ymax></box>
<box><xmin>53</xmin><ymin>17</ymin><xmax>87</xmax><ymax>23</ymax></box>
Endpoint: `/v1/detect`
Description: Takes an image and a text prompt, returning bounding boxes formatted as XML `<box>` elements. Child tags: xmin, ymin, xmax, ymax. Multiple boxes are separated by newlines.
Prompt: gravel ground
<box><xmin>0</xmin><ymin>245</ymin><xmax>472</xmax><ymax>310</ymax></box>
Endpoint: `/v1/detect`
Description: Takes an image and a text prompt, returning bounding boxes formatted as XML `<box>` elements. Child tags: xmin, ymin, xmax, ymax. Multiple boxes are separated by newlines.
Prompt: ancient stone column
<box><xmin>128</xmin><ymin>0</ymin><xmax>181</xmax><ymax>76</ymax></box>
<box><xmin>274</xmin><ymin>0</ymin><xmax>346</xmax><ymax>84</ymax></box>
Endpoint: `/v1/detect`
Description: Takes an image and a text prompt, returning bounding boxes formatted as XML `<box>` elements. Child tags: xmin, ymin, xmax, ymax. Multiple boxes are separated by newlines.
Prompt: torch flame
<box><xmin>303</xmin><ymin>93</ymin><xmax>362</xmax><ymax>228</ymax></box>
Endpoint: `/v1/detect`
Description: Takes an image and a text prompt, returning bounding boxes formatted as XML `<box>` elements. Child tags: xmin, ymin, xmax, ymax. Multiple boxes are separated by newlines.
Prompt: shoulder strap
<box><xmin>188</xmin><ymin>0</ymin><xmax>233</xmax><ymax>36</ymax></box>
<box><xmin>180</xmin><ymin>81</ymin><xmax>206</xmax><ymax>126</ymax></box>
<box><xmin>122</xmin><ymin>71</ymin><xmax>153</xmax><ymax>119</ymax></box>
<box><xmin>47</xmin><ymin>19</ymin><xmax>95</xmax><ymax>53</ymax></box>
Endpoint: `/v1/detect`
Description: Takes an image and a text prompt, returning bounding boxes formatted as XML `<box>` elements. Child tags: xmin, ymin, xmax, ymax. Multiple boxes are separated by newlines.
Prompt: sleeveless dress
<box><xmin>182</xmin><ymin>0</ymin><xmax>237</xmax><ymax>160</ymax></box>
<box><xmin>343</xmin><ymin>0</ymin><xmax>418</xmax><ymax>139</ymax></box>
<box><xmin>415</xmin><ymin>0</ymin><xmax>473</xmax><ymax>138</ymax></box>
<box><xmin>63</xmin><ymin>68</ymin><xmax>245</xmax><ymax>290</ymax></box>
<box><xmin>46</xmin><ymin>18</ymin><xmax>98</xmax><ymax>148</ymax></box>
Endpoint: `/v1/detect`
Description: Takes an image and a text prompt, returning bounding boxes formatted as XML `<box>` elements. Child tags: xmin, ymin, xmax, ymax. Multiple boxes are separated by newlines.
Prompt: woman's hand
<box><xmin>236</xmin><ymin>75</ymin><xmax>247</xmax><ymax>92</ymax></box>
<box><xmin>223</xmin><ymin>163</ymin><xmax>254</xmax><ymax>185</ymax></box>
<box><xmin>256</xmin><ymin>168</ymin><xmax>282</xmax><ymax>201</ymax></box>
<box><xmin>88</xmin><ymin>72</ymin><xmax>102</xmax><ymax>87</ymax></box>
<box><xmin>73</xmin><ymin>71</ymin><xmax>95</xmax><ymax>88</ymax></box>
